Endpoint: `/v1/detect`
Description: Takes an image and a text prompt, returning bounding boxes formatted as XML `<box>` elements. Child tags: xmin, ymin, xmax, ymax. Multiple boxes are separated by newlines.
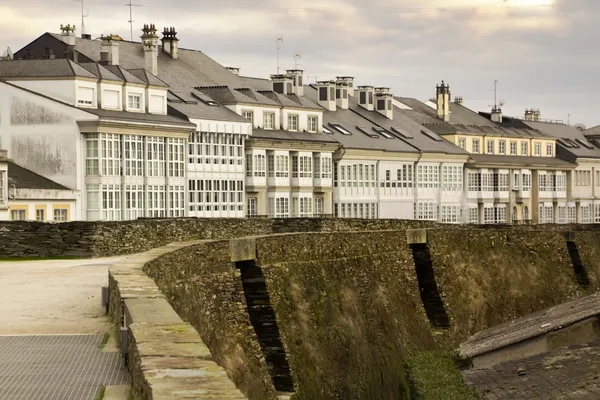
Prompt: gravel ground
<box><xmin>0</xmin><ymin>257</ymin><xmax>123</xmax><ymax>335</ymax></box>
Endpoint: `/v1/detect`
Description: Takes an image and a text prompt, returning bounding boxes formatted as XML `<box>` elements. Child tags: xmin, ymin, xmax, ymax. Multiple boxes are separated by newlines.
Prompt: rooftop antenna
<box><xmin>276</xmin><ymin>36</ymin><xmax>283</xmax><ymax>74</ymax></box>
<box><xmin>125</xmin><ymin>1</ymin><xmax>142</xmax><ymax>41</ymax></box>
<box><xmin>294</xmin><ymin>53</ymin><xmax>301</xmax><ymax>69</ymax></box>
<box><xmin>76</xmin><ymin>0</ymin><xmax>89</xmax><ymax>36</ymax></box>
<box><xmin>488</xmin><ymin>79</ymin><xmax>504</xmax><ymax>110</ymax></box>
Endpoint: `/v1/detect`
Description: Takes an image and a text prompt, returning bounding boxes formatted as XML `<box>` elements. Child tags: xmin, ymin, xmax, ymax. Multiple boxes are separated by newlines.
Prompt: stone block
<box><xmin>137</xmin><ymin>341</ymin><xmax>213</xmax><ymax>360</ymax></box>
<box><xmin>130</xmin><ymin>323</ymin><xmax>202</xmax><ymax>344</ymax></box>
<box><xmin>406</xmin><ymin>229</ymin><xmax>427</xmax><ymax>245</ymax></box>
<box><xmin>229</xmin><ymin>238</ymin><xmax>256</xmax><ymax>262</ymax></box>
<box><xmin>124</xmin><ymin>298</ymin><xmax>183</xmax><ymax>327</ymax></box>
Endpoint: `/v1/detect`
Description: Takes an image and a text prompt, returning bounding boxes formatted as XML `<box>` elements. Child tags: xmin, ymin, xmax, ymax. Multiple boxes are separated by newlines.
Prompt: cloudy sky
<box><xmin>1</xmin><ymin>0</ymin><xmax>597</xmax><ymax>127</ymax></box>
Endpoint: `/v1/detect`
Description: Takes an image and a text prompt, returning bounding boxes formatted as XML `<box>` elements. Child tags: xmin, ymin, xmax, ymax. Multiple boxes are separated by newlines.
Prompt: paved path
<box><xmin>463</xmin><ymin>340</ymin><xmax>600</xmax><ymax>399</ymax></box>
<box><xmin>0</xmin><ymin>257</ymin><xmax>121</xmax><ymax>335</ymax></box>
<box><xmin>0</xmin><ymin>257</ymin><xmax>131</xmax><ymax>399</ymax></box>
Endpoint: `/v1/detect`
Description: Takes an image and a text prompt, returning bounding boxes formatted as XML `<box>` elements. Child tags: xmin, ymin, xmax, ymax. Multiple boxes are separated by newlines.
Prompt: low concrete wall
<box><xmin>108</xmin><ymin>242</ymin><xmax>247</xmax><ymax>400</ymax></box>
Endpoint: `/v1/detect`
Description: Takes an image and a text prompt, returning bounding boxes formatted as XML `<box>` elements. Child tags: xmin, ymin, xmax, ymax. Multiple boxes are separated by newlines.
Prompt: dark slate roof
<box><xmin>524</xmin><ymin>120</ymin><xmax>600</xmax><ymax>160</ymax></box>
<box><xmin>0</xmin><ymin>59</ymin><xmax>97</xmax><ymax>78</ymax></box>
<box><xmin>251</xmin><ymin>128</ymin><xmax>338</xmax><ymax>144</ymax></box>
<box><xmin>103</xmin><ymin>65</ymin><xmax>146</xmax><ymax>84</ymax></box>
<box><xmin>8</xmin><ymin>161</ymin><xmax>69</xmax><ymax>190</ymax></box>
<box><xmin>127</xmin><ymin>68</ymin><xmax>169</xmax><ymax>87</ymax></box>
<box><xmin>241</xmin><ymin>76</ymin><xmax>272</xmax><ymax>91</ymax></box>
<box><xmin>468</xmin><ymin>154</ymin><xmax>576</xmax><ymax>169</ymax></box>
<box><xmin>78</xmin><ymin>62</ymin><xmax>123</xmax><ymax>81</ymax></box>
<box><xmin>83</xmin><ymin>107</ymin><xmax>195</xmax><ymax>127</ymax></box>
<box><xmin>167</xmin><ymin>90</ymin><xmax>250</xmax><ymax>123</ymax></box>
<box><xmin>396</xmin><ymin>97</ymin><xmax>544</xmax><ymax>139</ymax></box>
<box><xmin>585</xmin><ymin>125</ymin><xmax>600</xmax><ymax>136</ymax></box>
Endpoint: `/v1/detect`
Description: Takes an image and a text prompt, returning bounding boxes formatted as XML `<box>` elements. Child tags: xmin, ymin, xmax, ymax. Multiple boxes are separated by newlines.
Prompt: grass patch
<box><xmin>406</xmin><ymin>350</ymin><xmax>480</xmax><ymax>400</ymax></box>
<box><xmin>98</xmin><ymin>332</ymin><xmax>110</xmax><ymax>350</ymax></box>
<box><xmin>96</xmin><ymin>385</ymin><xmax>106</xmax><ymax>400</ymax></box>
<box><xmin>0</xmin><ymin>256</ymin><xmax>87</xmax><ymax>262</ymax></box>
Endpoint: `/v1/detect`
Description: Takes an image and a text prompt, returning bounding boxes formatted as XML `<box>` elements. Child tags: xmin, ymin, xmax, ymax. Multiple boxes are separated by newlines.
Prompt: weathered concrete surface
<box><xmin>406</xmin><ymin>228</ymin><xmax>427</xmax><ymax>244</ymax></box>
<box><xmin>463</xmin><ymin>340</ymin><xmax>600</xmax><ymax>399</ymax></box>
<box><xmin>230</xmin><ymin>238</ymin><xmax>256</xmax><ymax>262</ymax></box>
<box><xmin>459</xmin><ymin>293</ymin><xmax>600</xmax><ymax>367</ymax></box>
<box><xmin>0</xmin><ymin>257</ymin><xmax>121</xmax><ymax>334</ymax></box>
<box><xmin>108</xmin><ymin>243</ymin><xmax>247</xmax><ymax>400</ymax></box>
<box><xmin>103</xmin><ymin>385</ymin><xmax>131</xmax><ymax>400</ymax></box>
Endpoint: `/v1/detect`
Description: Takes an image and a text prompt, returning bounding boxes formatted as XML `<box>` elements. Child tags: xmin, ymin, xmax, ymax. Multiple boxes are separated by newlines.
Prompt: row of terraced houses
<box><xmin>1</xmin><ymin>24</ymin><xmax>600</xmax><ymax>224</ymax></box>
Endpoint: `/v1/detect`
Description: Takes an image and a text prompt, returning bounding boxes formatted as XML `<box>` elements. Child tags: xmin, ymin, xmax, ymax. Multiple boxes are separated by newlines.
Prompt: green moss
<box><xmin>96</xmin><ymin>385</ymin><xmax>106</xmax><ymax>400</ymax></box>
<box><xmin>406</xmin><ymin>351</ymin><xmax>480</xmax><ymax>400</ymax></box>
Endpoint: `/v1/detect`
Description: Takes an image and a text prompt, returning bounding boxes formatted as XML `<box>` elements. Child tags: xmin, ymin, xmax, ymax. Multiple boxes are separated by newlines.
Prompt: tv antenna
<box><xmin>76</xmin><ymin>0</ymin><xmax>89</xmax><ymax>36</ymax></box>
<box><xmin>294</xmin><ymin>53</ymin><xmax>301</xmax><ymax>69</ymax></box>
<box><xmin>125</xmin><ymin>1</ymin><xmax>142</xmax><ymax>41</ymax></box>
<box><xmin>489</xmin><ymin>79</ymin><xmax>504</xmax><ymax>110</ymax></box>
<box><xmin>276</xmin><ymin>36</ymin><xmax>283</xmax><ymax>73</ymax></box>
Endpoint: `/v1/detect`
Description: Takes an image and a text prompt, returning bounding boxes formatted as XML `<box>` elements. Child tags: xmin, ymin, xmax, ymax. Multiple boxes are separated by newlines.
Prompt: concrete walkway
<box><xmin>0</xmin><ymin>257</ymin><xmax>131</xmax><ymax>399</ymax></box>
<box><xmin>0</xmin><ymin>257</ymin><xmax>121</xmax><ymax>335</ymax></box>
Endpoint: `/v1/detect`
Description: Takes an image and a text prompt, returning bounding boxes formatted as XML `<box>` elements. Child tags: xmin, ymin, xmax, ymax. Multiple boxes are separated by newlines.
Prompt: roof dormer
<box><xmin>315</xmin><ymin>80</ymin><xmax>336</xmax><ymax>111</ymax></box>
<box><xmin>375</xmin><ymin>87</ymin><xmax>393</xmax><ymax>119</ymax></box>
<box><xmin>357</xmin><ymin>86</ymin><xmax>374</xmax><ymax>111</ymax></box>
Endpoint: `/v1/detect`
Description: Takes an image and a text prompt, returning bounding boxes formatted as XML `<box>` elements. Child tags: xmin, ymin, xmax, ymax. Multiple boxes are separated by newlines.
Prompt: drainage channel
<box><xmin>236</xmin><ymin>260</ymin><xmax>295</xmax><ymax>393</ymax></box>
<box><xmin>410</xmin><ymin>243</ymin><xmax>450</xmax><ymax>329</ymax></box>
<box><xmin>566</xmin><ymin>241</ymin><xmax>591</xmax><ymax>290</ymax></box>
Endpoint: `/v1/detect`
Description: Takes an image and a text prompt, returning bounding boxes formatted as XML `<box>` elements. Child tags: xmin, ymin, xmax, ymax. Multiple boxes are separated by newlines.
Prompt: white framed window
<box><xmin>242</xmin><ymin>110</ymin><xmax>254</xmax><ymax>123</ymax></box>
<box><xmin>314</xmin><ymin>197</ymin><xmax>323</xmax><ymax>216</ymax></box>
<box><xmin>101</xmin><ymin>184</ymin><xmax>122</xmax><ymax>221</ymax></box>
<box><xmin>415</xmin><ymin>201</ymin><xmax>438</xmax><ymax>221</ymax></box>
<box><xmin>513</xmin><ymin>173</ymin><xmax>520</xmax><ymax>190</ymax></box>
<box><xmin>483</xmin><ymin>207</ymin><xmax>494</xmax><ymax>224</ymax></box>
<box><xmin>416</xmin><ymin>164</ymin><xmax>439</xmax><ymax>189</ymax></box>
<box><xmin>128</xmin><ymin>93</ymin><xmax>142</xmax><ymax>110</ymax></box>
<box><xmin>11</xmin><ymin>209</ymin><xmax>26</xmax><ymax>221</ymax></box>
<box><xmin>168</xmin><ymin>185</ymin><xmax>185</xmax><ymax>217</ymax></box>
<box><xmin>53</xmin><ymin>208</ymin><xmax>68</xmax><ymax>222</ymax></box>
<box><xmin>77</xmin><ymin>86</ymin><xmax>94</xmax><ymax>106</ymax></box>
<box><xmin>510</xmin><ymin>141</ymin><xmax>517</xmax><ymax>156</ymax></box>
<box><xmin>276</xmin><ymin>155</ymin><xmax>289</xmax><ymax>178</ymax></box>
<box><xmin>268</xmin><ymin>196</ymin><xmax>289</xmax><ymax>218</ymax></box>
<box><xmin>86</xmin><ymin>134</ymin><xmax>99</xmax><ymax>176</ymax></box>
<box><xmin>147</xmin><ymin>137</ymin><xmax>166</xmax><ymax>177</ymax></box>
<box><xmin>86</xmin><ymin>184</ymin><xmax>100</xmax><ymax>220</ymax></box>
<box><xmin>124</xmin><ymin>135</ymin><xmax>144</xmax><ymax>176</ymax></box>
<box><xmin>468</xmin><ymin>207</ymin><xmax>479</xmax><ymax>224</ymax></box>
<box><xmin>458</xmin><ymin>138</ymin><xmax>466</xmax><ymax>149</ymax></box>
<box><xmin>486</xmin><ymin>140</ymin><xmax>494</xmax><ymax>154</ymax></box>
<box><xmin>468</xmin><ymin>172</ymin><xmax>479</xmax><ymax>191</ymax></box>
<box><xmin>308</xmin><ymin>116</ymin><xmax>318</xmax><ymax>133</ymax></box>
<box><xmin>440</xmin><ymin>204</ymin><xmax>461</xmax><ymax>223</ymax></box>
<box><xmin>498</xmin><ymin>140</ymin><xmax>506</xmax><ymax>155</ymax></box>
<box><xmin>124</xmin><ymin>184</ymin><xmax>145</xmax><ymax>220</ymax></box>
<box><xmin>522</xmin><ymin>173</ymin><xmax>532</xmax><ymax>191</ymax></box>
<box><xmin>288</xmin><ymin>114</ymin><xmax>299</xmax><ymax>131</ymax></box>
<box><xmin>521</xmin><ymin>142</ymin><xmax>528</xmax><ymax>156</ymax></box>
<box><xmin>299</xmin><ymin>156</ymin><xmax>312</xmax><ymax>178</ymax></box>
<box><xmin>441</xmin><ymin>165</ymin><xmax>462</xmax><ymax>192</ymax></box>
<box><xmin>268</xmin><ymin>154</ymin><xmax>275</xmax><ymax>178</ymax></box>
<box><xmin>546</xmin><ymin>143</ymin><xmax>553</xmax><ymax>156</ymax></box>
<box><xmin>147</xmin><ymin>185</ymin><xmax>166</xmax><ymax>218</ymax></box>
<box><xmin>264</xmin><ymin>113</ymin><xmax>275</xmax><ymax>130</ymax></box>
<box><xmin>36</xmin><ymin>208</ymin><xmax>45</xmax><ymax>221</ymax></box>
<box><xmin>534</xmin><ymin>143</ymin><xmax>541</xmax><ymax>156</ymax></box>
<box><xmin>253</xmin><ymin>154</ymin><xmax>266</xmax><ymax>177</ymax></box>
<box><xmin>299</xmin><ymin>197</ymin><xmax>313</xmax><ymax>217</ymax></box>
<box><xmin>567</xmin><ymin>205</ymin><xmax>576</xmax><ymax>223</ymax></box>
<box><xmin>167</xmin><ymin>138</ymin><xmax>185</xmax><ymax>178</ymax></box>
<box><xmin>101</xmin><ymin>133</ymin><xmax>121</xmax><ymax>176</ymax></box>
<box><xmin>472</xmin><ymin>139</ymin><xmax>480</xmax><ymax>154</ymax></box>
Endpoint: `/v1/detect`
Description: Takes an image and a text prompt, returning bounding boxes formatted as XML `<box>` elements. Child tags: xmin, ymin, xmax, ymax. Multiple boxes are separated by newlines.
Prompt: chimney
<box><xmin>100</xmin><ymin>35</ymin><xmax>119</xmax><ymax>66</ymax></box>
<box><xmin>357</xmin><ymin>86</ymin><xmax>375</xmax><ymax>111</ymax></box>
<box><xmin>454</xmin><ymin>96</ymin><xmax>463</xmax><ymax>105</ymax></box>
<box><xmin>336</xmin><ymin>76</ymin><xmax>354</xmax><ymax>97</ymax></box>
<box><xmin>270</xmin><ymin>73</ymin><xmax>294</xmax><ymax>95</ymax></box>
<box><xmin>375</xmin><ymin>87</ymin><xmax>393</xmax><ymax>119</ymax></box>
<box><xmin>82</xmin><ymin>34</ymin><xmax>92</xmax><ymax>39</ymax></box>
<box><xmin>141</xmin><ymin>24</ymin><xmax>159</xmax><ymax>75</ymax></box>
<box><xmin>315</xmin><ymin>80</ymin><xmax>336</xmax><ymax>111</ymax></box>
<box><xmin>161</xmin><ymin>27</ymin><xmax>179</xmax><ymax>59</ymax></box>
<box><xmin>524</xmin><ymin>109</ymin><xmax>537</xmax><ymax>121</ymax></box>
<box><xmin>490</xmin><ymin>105</ymin><xmax>503</xmax><ymax>123</ymax></box>
<box><xmin>59</xmin><ymin>24</ymin><xmax>76</xmax><ymax>46</ymax></box>
<box><xmin>436</xmin><ymin>80</ymin><xmax>450</xmax><ymax>122</ymax></box>
<box><xmin>534</xmin><ymin>109</ymin><xmax>541</xmax><ymax>122</ymax></box>
<box><xmin>335</xmin><ymin>81</ymin><xmax>349</xmax><ymax>110</ymax></box>
<box><xmin>286</xmin><ymin>69</ymin><xmax>304</xmax><ymax>96</ymax></box>
<box><xmin>42</xmin><ymin>48</ymin><xmax>56</xmax><ymax>60</ymax></box>
<box><xmin>227</xmin><ymin>67</ymin><xmax>240</xmax><ymax>75</ymax></box>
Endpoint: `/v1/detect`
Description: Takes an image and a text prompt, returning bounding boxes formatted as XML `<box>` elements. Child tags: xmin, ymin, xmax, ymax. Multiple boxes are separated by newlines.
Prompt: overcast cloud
<box><xmin>1</xmin><ymin>0</ymin><xmax>598</xmax><ymax>127</ymax></box>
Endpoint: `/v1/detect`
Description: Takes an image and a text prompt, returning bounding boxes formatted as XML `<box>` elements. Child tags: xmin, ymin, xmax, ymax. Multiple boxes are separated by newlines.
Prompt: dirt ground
<box><xmin>0</xmin><ymin>257</ymin><xmax>123</xmax><ymax>335</ymax></box>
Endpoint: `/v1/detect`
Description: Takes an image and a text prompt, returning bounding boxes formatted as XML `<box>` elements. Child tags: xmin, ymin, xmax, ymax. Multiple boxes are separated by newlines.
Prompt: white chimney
<box><xmin>315</xmin><ymin>80</ymin><xmax>336</xmax><ymax>111</ymax></box>
<box><xmin>335</xmin><ymin>81</ymin><xmax>349</xmax><ymax>110</ymax></box>
<box><xmin>336</xmin><ymin>76</ymin><xmax>354</xmax><ymax>97</ymax></box>
<box><xmin>60</xmin><ymin>24</ymin><xmax>76</xmax><ymax>46</ymax></box>
<box><xmin>100</xmin><ymin>35</ymin><xmax>119</xmax><ymax>66</ymax></box>
<box><xmin>141</xmin><ymin>24</ymin><xmax>159</xmax><ymax>76</ymax></box>
<box><xmin>375</xmin><ymin>87</ymin><xmax>393</xmax><ymax>119</ymax></box>
<box><xmin>270</xmin><ymin>74</ymin><xmax>294</xmax><ymax>95</ymax></box>
<box><xmin>160</xmin><ymin>27</ymin><xmax>179</xmax><ymax>59</ymax></box>
<box><xmin>436</xmin><ymin>80</ymin><xmax>450</xmax><ymax>122</ymax></box>
<box><xmin>524</xmin><ymin>109</ymin><xmax>540</xmax><ymax>122</ymax></box>
<box><xmin>286</xmin><ymin>69</ymin><xmax>304</xmax><ymax>96</ymax></box>
<box><xmin>490</xmin><ymin>105</ymin><xmax>502</xmax><ymax>123</ymax></box>
<box><xmin>357</xmin><ymin>86</ymin><xmax>375</xmax><ymax>111</ymax></box>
